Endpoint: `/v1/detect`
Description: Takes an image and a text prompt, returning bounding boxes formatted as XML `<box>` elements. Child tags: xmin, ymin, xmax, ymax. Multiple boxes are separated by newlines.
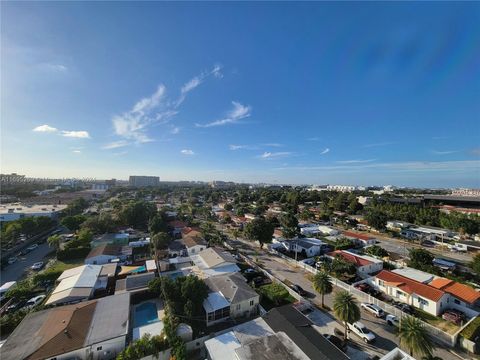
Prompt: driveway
<box><xmin>1</xmin><ymin>242</ymin><xmax>54</xmax><ymax>285</ymax></box>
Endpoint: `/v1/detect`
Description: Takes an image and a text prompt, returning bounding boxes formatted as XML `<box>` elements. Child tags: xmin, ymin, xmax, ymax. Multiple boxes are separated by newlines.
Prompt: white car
<box><xmin>347</xmin><ymin>321</ymin><xmax>376</xmax><ymax>343</ymax></box>
<box><xmin>361</xmin><ymin>303</ymin><xmax>384</xmax><ymax>318</ymax></box>
<box><xmin>7</xmin><ymin>257</ymin><xmax>17</xmax><ymax>264</ymax></box>
<box><xmin>31</xmin><ymin>262</ymin><xmax>44</xmax><ymax>271</ymax></box>
<box><xmin>27</xmin><ymin>244</ymin><xmax>39</xmax><ymax>251</ymax></box>
<box><xmin>25</xmin><ymin>295</ymin><xmax>46</xmax><ymax>309</ymax></box>
<box><xmin>386</xmin><ymin>314</ymin><xmax>399</xmax><ymax>327</ymax></box>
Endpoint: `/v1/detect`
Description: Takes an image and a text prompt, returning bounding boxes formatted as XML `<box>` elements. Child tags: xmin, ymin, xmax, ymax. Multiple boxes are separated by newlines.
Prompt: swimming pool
<box><xmin>168</xmin><ymin>271</ymin><xmax>185</xmax><ymax>280</ymax></box>
<box><xmin>134</xmin><ymin>302</ymin><xmax>159</xmax><ymax>327</ymax></box>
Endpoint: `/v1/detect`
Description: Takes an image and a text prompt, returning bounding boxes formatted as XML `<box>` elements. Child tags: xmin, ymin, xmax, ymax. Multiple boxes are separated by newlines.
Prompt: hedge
<box><xmin>57</xmin><ymin>247</ymin><xmax>91</xmax><ymax>261</ymax></box>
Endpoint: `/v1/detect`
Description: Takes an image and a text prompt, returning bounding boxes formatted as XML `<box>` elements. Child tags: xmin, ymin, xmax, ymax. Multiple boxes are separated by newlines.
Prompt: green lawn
<box><xmin>257</xmin><ymin>283</ymin><xmax>296</xmax><ymax>311</ymax></box>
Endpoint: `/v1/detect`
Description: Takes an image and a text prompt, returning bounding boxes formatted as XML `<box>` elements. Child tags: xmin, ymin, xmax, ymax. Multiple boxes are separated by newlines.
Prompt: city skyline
<box><xmin>2</xmin><ymin>2</ymin><xmax>479</xmax><ymax>187</ymax></box>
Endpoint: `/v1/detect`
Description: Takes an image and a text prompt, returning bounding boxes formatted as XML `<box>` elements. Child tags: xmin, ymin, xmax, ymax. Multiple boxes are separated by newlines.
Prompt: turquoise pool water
<box><xmin>134</xmin><ymin>302</ymin><xmax>159</xmax><ymax>327</ymax></box>
<box><xmin>168</xmin><ymin>271</ymin><xmax>184</xmax><ymax>280</ymax></box>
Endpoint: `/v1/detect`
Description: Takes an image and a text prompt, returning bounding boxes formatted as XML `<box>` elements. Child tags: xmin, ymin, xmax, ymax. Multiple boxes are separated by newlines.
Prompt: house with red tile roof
<box><xmin>374</xmin><ymin>270</ymin><xmax>449</xmax><ymax>316</ymax></box>
<box><xmin>429</xmin><ymin>278</ymin><xmax>480</xmax><ymax>313</ymax></box>
<box><xmin>327</xmin><ymin>250</ymin><xmax>383</xmax><ymax>278</ymax></box>
<box><xmin>168</xmin><ymin>220</ymin><xmax>187</xmax><ymax>236</ymax></box>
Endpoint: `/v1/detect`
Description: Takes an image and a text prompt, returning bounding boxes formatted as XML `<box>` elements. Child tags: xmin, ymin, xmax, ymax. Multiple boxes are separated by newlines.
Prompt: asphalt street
<box><xmin>1</xmin><ymin>242</ymin><xmax>54</xmax><ymax>285</ymax></box>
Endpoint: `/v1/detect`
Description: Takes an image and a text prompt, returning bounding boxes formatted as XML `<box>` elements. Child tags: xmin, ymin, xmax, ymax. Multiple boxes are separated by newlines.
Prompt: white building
<box><xmin>284</xmin><ymin>238</ymin><xmax>330</xmax><ymax>257</ymax></box>
<box><xmin>46</xmin><ymin>264</ymin><xmax>117</xmax><ymax>305</ymax></box>
<box><xmin>190</xmin><ymin>247</ymin><xmax>240</xmax><ymax>278</ymax></box>
<box><xmin>1</xmin><ymin>293</ymin><xmax>130</xmax><ymax>360</ymax></box>
<box><xmin>326</xmin><ymin>184</ymin><xmax>357</xmax><ymax>192</ymax></box>
<box><xmin>300</xmin><ymin>225</ymin><xmax>339</xmax><ymax>236</ymax></box>
<box><xmin>0</xmin><ymin>203</ymin><xmax>68</xmax><ymax>222</ymax></box>
<box><xmin>327</xmin><ymin>250</ymin><xmax>383</xmax><ymax>277</ymax></box>
<box><xmin>85</xmin><ymin>244</ymin><xmax>131</xmax><ymax>265</ymax></box>
<box><xmin>128</xmin><ymin>175</ymin><xmax>160</xmax><ymax>187</ymax></box>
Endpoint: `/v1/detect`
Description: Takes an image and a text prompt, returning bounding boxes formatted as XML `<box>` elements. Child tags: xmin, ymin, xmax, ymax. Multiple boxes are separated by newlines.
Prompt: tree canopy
<box><xmin>244</xmin><ymin>217</ymin><xmax>275</xmax><ymax>248</ymax></box>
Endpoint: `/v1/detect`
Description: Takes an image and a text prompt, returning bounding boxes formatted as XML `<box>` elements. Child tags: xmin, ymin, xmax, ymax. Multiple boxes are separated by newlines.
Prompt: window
<box><xmin>97</xmin><ymin>346</ymin><xmax>103</xmax><ymax>351</ymax></box>
<box><xmin>418</xmin><ymin>298</ymin><xmax>429</xmax><ymax>306</ymax></box>
<box><xmin>454</xmin><ymin>299</ymin><xmax>460</xmax><ymax>305</ymax></box>
<box><xmin>378</xmin><ymin>280</ymin><xmax>384</xmax><ymax>286</ymax></box>
<box><xmin>396</xmin><ymin>290</ymin><xmax>404</xmax><ymax>297</ymax></box>
<box><xmin>250</xmin><ymin>300</ymin><xmax>254</xmax><ymax>306</ymax></box>
<box><xmin>236</xmin><ymin>304</ymin><xmax>241</xmax><ymax>310</ymax></box>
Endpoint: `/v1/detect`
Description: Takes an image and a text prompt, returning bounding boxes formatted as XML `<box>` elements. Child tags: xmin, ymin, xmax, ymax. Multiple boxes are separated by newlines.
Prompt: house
<box><xmin>204</xmin><ymin>305</ymin><xmax>348</xmax><ymax>360</ymax></box>
<box><xmin>283</xmin><ymin>238</ymin><xmax>330</xmax><ymax>257</ymax></box>
<box><xmin>168</xmin><ymin>220</ymin><xmax>187</xmax><ymax>237</ymax></box>
<box><xmin>46</xmin><ymin>264</ymin><xmax>117</xmax><ymax>306</ymax></box>
<box><xmin>203</xmin><ymin>272</ymin><xmax>259</xmax><ymax>326</ymax></box>
<box><xmin>391</xmin><ymin>267</ymin><xmax>435</xmax><ymax>284</ymax></box>
<box><xmin>327</xmin><ymin>250</ymin><xmax>383</xmax><ymax>277</ymax></box>
<box><xmin>386</xmin><ymin>221</ymin><xmax>411</xmax><ymax>232</ymax></box>
<box><xmin>168</xmin><ymin>240</ymin><xmax>187</xmax><ymax>257</ymax></box>
<box><xmin>374</xmin><ymin>270</ymin><xmax>449</xmax><ymax>316</ymax></box>
<box><xmin>182</xmin><ymin>229</ymin><xmax>207</xmax><ymax>255</ymax></box>
<box><xmin>191</xmin><ymin>247</ymin><xmax>240</xmax><ymax>277</ymax></box>
<box><xmin>85</xmin><ymin>244</ymin><xmax>131</xmax><ymax>265</ymax></box>
<box><xmin>1</xmin><ymin>293</ymin><xmax>130</xmax><ymax>360</ymax></box>
<box><xmin>343</xmin><ymin>231</ymin><xmax>376</xmax><ymax>247</ymax></box>
<box><xmin>429</xmin><ymin>278</ymin><xmax>480</xmax><ymax>314</ymax></box>
<box><xmin>300</xmin><ymin>225</ymin><xmax>339</xmax><ymax>237</ymax></box>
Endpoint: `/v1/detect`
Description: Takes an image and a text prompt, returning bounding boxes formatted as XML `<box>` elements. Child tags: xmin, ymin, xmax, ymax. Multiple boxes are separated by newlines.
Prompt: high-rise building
<box><xmin>129</xmin><ymin>175</ymin><xmax>160</xmax><ymax>187</ymax></box>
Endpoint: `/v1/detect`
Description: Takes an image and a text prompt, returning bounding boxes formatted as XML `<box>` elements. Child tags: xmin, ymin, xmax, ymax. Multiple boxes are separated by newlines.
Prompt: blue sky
<box><xmin>1</xmin><ymin>2</ymin><xmax>479</xmax><ymax>187</ymax></box>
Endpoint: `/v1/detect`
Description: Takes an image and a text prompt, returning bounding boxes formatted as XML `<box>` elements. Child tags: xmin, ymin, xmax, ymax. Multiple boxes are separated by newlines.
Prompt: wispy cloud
<box><xmin>196</xmin><ymin>101</ymin><xmax>252</xmax><ymax>128</ymax></box>
<box><xmin>170</xmin><ymin>126</ymin><xmax>180</xmax><ymax>135</ymax></box>
<box><xmin>102</xmin><ymin>140</ymin><xmax>129</xmax><ymax>150</ymax></box>
<box><xmin>258</xmin><ymin>151</ymin><xmax>292</xmax><ymax>159</ymax></box>
<box><xmin>72</xmin><ymin>150</ymin><xmax>81</xmax><ymax>154</ymax></box>
<box><xmin>229</xmin><ymin>144</ymin><xmax>256</xmax><ymax>150</ymax></box>
<box><xmin>262</xmin><ymin>143</ymin><xmax>283</xmax><ymax>147</ymax></box>
<box><xmin>337</xmin><ymin>159</ymin><xmax>376</xmax><ymax>164</ymax></box>
<box><xmin>33</xmin><ymin>124</ymin><xmax>58</xmax><ymax>133</ymax></box>
<box><xmin>307</xmin><ymin>137</ymin><xmax>320</xmax><ymax>141</ymax></box>
<box><xmin>110</xmin><ymin>64</ymin><xmax>222</xmax><ymax>146</ymax></box>
<box><xmin>39</xmin><ymin>63</ymin><xmax>68</xmax><ymax>73</ymax></box>
<box><xmin>363</xmin><ymin>142</ymin><xmax>395</xmax><ymax>148</ymax></box>
<box><xmin>431</xmin><ymin>150</ymin><xmax>459</xmax><ymax>155</ymax></box>
<box><xmin>33</xmin><ymin>124</ymin><xmax>90</xmax><ymax>138</ymax></box>
<box><xmin>432</xmin><ymin>136</ymin><xmax>449</xmax><ymax>140</ymax></box>
<box><xmin>471</xmin><ymin>148</ymin><xmax>480</xmax><ymax>157</ymax></box>
<box><xmin>61</xmin><ymin>130</ymin><xmax>90</xmax><ymax>139</ymax></box>
<box><xmin>320</xmin><ymin>148</ymin><xmax>330</xmax><ymax>155</ymax></box>
<box><xmin>181</xmin><ymin>149</ymin><xmax>195</xmax><ymax>155</ymax></box>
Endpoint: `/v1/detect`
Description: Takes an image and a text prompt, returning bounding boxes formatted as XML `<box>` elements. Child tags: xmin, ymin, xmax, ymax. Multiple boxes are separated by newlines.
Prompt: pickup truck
<box><xmin>347</xmin><ymin>321</ymin><xmax>376</xmax><ymax>343</ymax></box>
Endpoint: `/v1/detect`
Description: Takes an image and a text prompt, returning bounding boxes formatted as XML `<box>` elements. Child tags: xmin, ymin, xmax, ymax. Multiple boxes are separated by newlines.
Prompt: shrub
<box><xmin>461</xmin><ymin>316</ymin><xmax>480</xmax><ymax>340</ymax></box>
<box><xmin>57</xmin><ymin>247</ymin><xmax>90</xmax><ymax>261</ymax></box>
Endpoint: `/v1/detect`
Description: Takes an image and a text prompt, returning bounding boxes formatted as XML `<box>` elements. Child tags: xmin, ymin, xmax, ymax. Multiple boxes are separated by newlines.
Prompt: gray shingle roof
<box><xmin>204</xmin><ymin>272</ymin><xmax>258</xmax><ymax>304</ymax></box>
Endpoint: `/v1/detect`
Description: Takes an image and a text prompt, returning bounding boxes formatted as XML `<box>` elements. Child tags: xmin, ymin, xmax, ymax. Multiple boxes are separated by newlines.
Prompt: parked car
<box><xmin>323</xmin><ymin>334</ymin><xmax>346</xmax><ymax>351</ymax></box>
<box><xmin>25</xmin><ymin>295</ymin><xmax>46</xmax><ymax>309</ymax></box>
<box><xmin>5</xmin><ymin>300</ymin><xmax>26</xmax><ymax>314</ymax></box>
<box><xmin>442</xmin><ymin>310</ymin><xmax>465</xmax><ymax>325</ymax></box>
<box><xmin>386</xmin><ymin>314</ymin><xmax>399</xmax><ymax>327</ymax></box>
<box><xmin>31</xmin><ymin>262</ymin><xmax>44</xmax><ymax>271</ymax></box>
<box><xmin>361</xmin><ymin>303</ymin><xmax>384</xmax><ymax>318</ymax></box>
<box><xmin>347</xmin><ymin>321</ymin><xmax>376</xmax><ymax>343</ymax></box>
<box><xmin>354</xmin><ymin>283</ymin><xmax>371</xmax><ymax>292</ymax></box>
<box><xmin>7</xmin><ymin>257</ymin><xmax>17</xmax><ymax>264</ymax></box>
<box><xmin>421</xmin><ymin>240</ymin><xmax>435</xmax><ymax>247</ymax></box>
<box><xmin>291</xmin><ymin>284</ymin><xmax>307</xmax><ymax>296</ymax></box>
<box><xmin>302</xmin><ymin>258</ymin><xmax>315</xmax><ymax>266</ymax></box>
<box><xmin>243</xmin><ymin>268</ymin><xmax>256</xmax><ymax>274</ymax></box>
<box><xmin>393</xmin><ymin>302</ymin><xmax>414</xmax><ymax>315</ymax></box>
<box><xmin>27</xmin><ymin>244</ymin><xmax>39</xmax><ymax>251</ymax></box>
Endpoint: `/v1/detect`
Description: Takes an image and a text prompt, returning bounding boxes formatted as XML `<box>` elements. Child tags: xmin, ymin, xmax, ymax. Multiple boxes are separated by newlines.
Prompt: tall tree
<box><xmin>398</xmin><ymin>316</ymin><xmax>434</xmax><ymax>357</ymax></box>
<box><xmin>312</xmin><ymin>271</ymin><xmax>333</xmax><ymax>308</ymax></box>
<box><xmin>471</xmin><ymin>253</ymin><xmax>480</xmax><ymax>274</ymax></box>
<box><xmin>47</xmin><ymin>234</ymin><xmax>61</xmax><ymax>250</ymax></box>
<box><xmin>333</xmin><ymin>290</ymin><xmax>361</xmax><ymax>342</ymax></box>
<box><xmin>280</xmin><ymin>212</ymin><xmax>299</xmax><ymax>239</ymax></box>
<box><xmin>151</xmin><ymin>232</ymin><xmax>171</xmax><ymax>250</ymax></box>
<box><xmin>244</xmin><ymin>217</ymin><xmax>275</xmax><ymax>249</ymax></box>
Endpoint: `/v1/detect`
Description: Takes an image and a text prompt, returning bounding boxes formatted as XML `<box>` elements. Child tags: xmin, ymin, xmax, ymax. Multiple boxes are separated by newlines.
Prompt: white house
<box><xmin>85</xmin><ymin>244</ymin><xmax>131</xmax><ymax>265</ymax></box>
<box><xmin>191</xmin><ymin>247</ymin><xmax>240</xmax><ymax>277</ymax></box>
<box><xmin>327</xmin><ymin>250</ymin><xmax>383</xmax><ymax>277</ymax></box>
<box><xmin>283</xmin><ymin>238</ymin><xmax>330</xmax><ymax>257</ymax></box>
<box><xmin>300</xmin><ymin>225</ymin><xmax>339</xmax><ymax>236</ymax></box>
<box><xmin>1</xmin><ymin>293</ymin><xmax>130</xmax><ymax>360</ymax></box>
<box><xmin>343</xmin><ymin>231</ymin><xmax>377</xmax><ymax>247</ymax></box>
<box><xmin>181</xmin><ymin>229</ymin><xmax>207</xmax><ymax>255</ymax></box>
<box><xmin>0</xmin><ymin>203</ymin><xmax>68</xmax><ymax>222</ymax></box>
<box><xmin>46</xmin><ymin>264</ymin><xmax>117</xmax><ymax>305</ymax></box>
<box><xmin>203</xmin><ymin>272</ymin><xmax>259</xmax><ymax>326</ymax></box>
<box><xmin>374</xmin><ymin>270</ymin><xmax>449</xmax><ymax>316</ymax></box>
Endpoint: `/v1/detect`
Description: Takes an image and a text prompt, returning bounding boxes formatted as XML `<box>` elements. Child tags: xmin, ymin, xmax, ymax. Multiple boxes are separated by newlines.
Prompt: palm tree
<box><xmin>398</xmin><ymin>316</ymin><xmax>434</xmax><ymax>357</ymax></box>
<box><xmin>47</xmin><ymin>234</ymin><xmax>61</xmax><ymax>251</ymax></box>
<box><xmin>312</xmin><ymin>271</ymin><xmax>333</xmax><ymax>308</ymax></box>
<box><xmin>333</xmin><ymin>290</ymin><xmax>361</xmax><ymax>342</ymax></box>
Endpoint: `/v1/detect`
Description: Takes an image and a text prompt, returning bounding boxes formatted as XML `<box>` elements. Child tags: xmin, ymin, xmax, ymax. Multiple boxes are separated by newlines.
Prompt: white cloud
<box><xmin>181</xmin><ymin>149</ymin><xmax>195</xmax><ymax>155</ymax></box>
<box><xmin>307</xmin><ymin>137</ymin><xmax>320</xmax><ymax>141</ymax></box>
<box><xmin>72</xmin><ymin>150</ymin><xmax>81</xmax><ymax>154</ymax></box>
<box><xmin>212</xmin><ymin>64</ymin><xmax>223</xmax><ymax>78</ymax></box>
<box><xmin>196</xmin><ymin>101</ymin><xmax>252</xmax><ymax>128</ymax></box>
<box><xmin>337</xmin><ymin>159</ymin><xmax>376</xmax><ymax>164</ymax></box>
<box><xmin>39</xmin><ymin>63</ymin><xmax>68</xmax><ymax>73</ymax></box>
<box><xmin>320</xmin><ymin>148</ymin><xmax>330</xmax><ymax>155</ymax></box>
<box><xmin>61</xmin><ymin>130</ymin><xmax>90</xmax><ymax>139</ymax></box>
<box><xmin>262</xmin><ymin>143</ymin><xmax>283</xmax><ymax>147</ymax></box>
<box><xmin>132</xmin><ymin>85</ymin><xmax>166</xmax><ymax>114</ymax></box>
<box><xmin>181</xmin><ymin>77</ymin><xmax>201</xmax><ymax>94</ymax></box>
<box><xmin>102</xmin><ymin>140</ymin><xmax>129</xmax><ymax>150</ymax></box>
<box><xmin>229</xmin><ymin>144</ymin><xmax>256</xmax><ymax>150</ymax></box>
<box><xmin>259</xmin><ymin>151</ymin><xmax>292</xmax><ymax>159</ymax></box>
<box><xmin>33</xmin><ymin>124</ymin><xmax>58</xmax><ymax>133</ymax></box>
<box><xmin>170</xmin><ymin>126</ymin><xmax>180</xmax><ymax>135</ymax></box>
<box><xmin>431</xmin><ymin>150</ymin><xmax>459</xmax><ymax>155</ymax></box>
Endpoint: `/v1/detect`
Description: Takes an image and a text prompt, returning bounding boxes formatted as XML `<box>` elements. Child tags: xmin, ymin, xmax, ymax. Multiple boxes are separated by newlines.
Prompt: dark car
<box><xmin>421</xmin><ymin>240</ymin><xmax>435</xmax><ymax>247</ymax></box>
<box><xmin>291</xmin><ymin>284</ymin><xmax>307</xmax><ymax>296</ymax></box>
<box><xmin>393</xmin><ymin>303</ymin><xmax>414</xmax><ymax>315</ymax></box>
<box><xmin>5</xmin><ymin>300</ymin><xmax>26</xmax><ymax>314</ymax></box>
<box><xmin>323</xmin><ymin>334</ymin><xmax>347</xmax><ymax>351</ymax></box>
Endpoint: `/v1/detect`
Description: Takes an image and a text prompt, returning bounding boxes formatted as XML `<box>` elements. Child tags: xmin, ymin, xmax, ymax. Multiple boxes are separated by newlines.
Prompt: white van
<box><xmin>0</xmin><ymin>281</ymin><xmax>16</xmax><ymax>301</ymax></box>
